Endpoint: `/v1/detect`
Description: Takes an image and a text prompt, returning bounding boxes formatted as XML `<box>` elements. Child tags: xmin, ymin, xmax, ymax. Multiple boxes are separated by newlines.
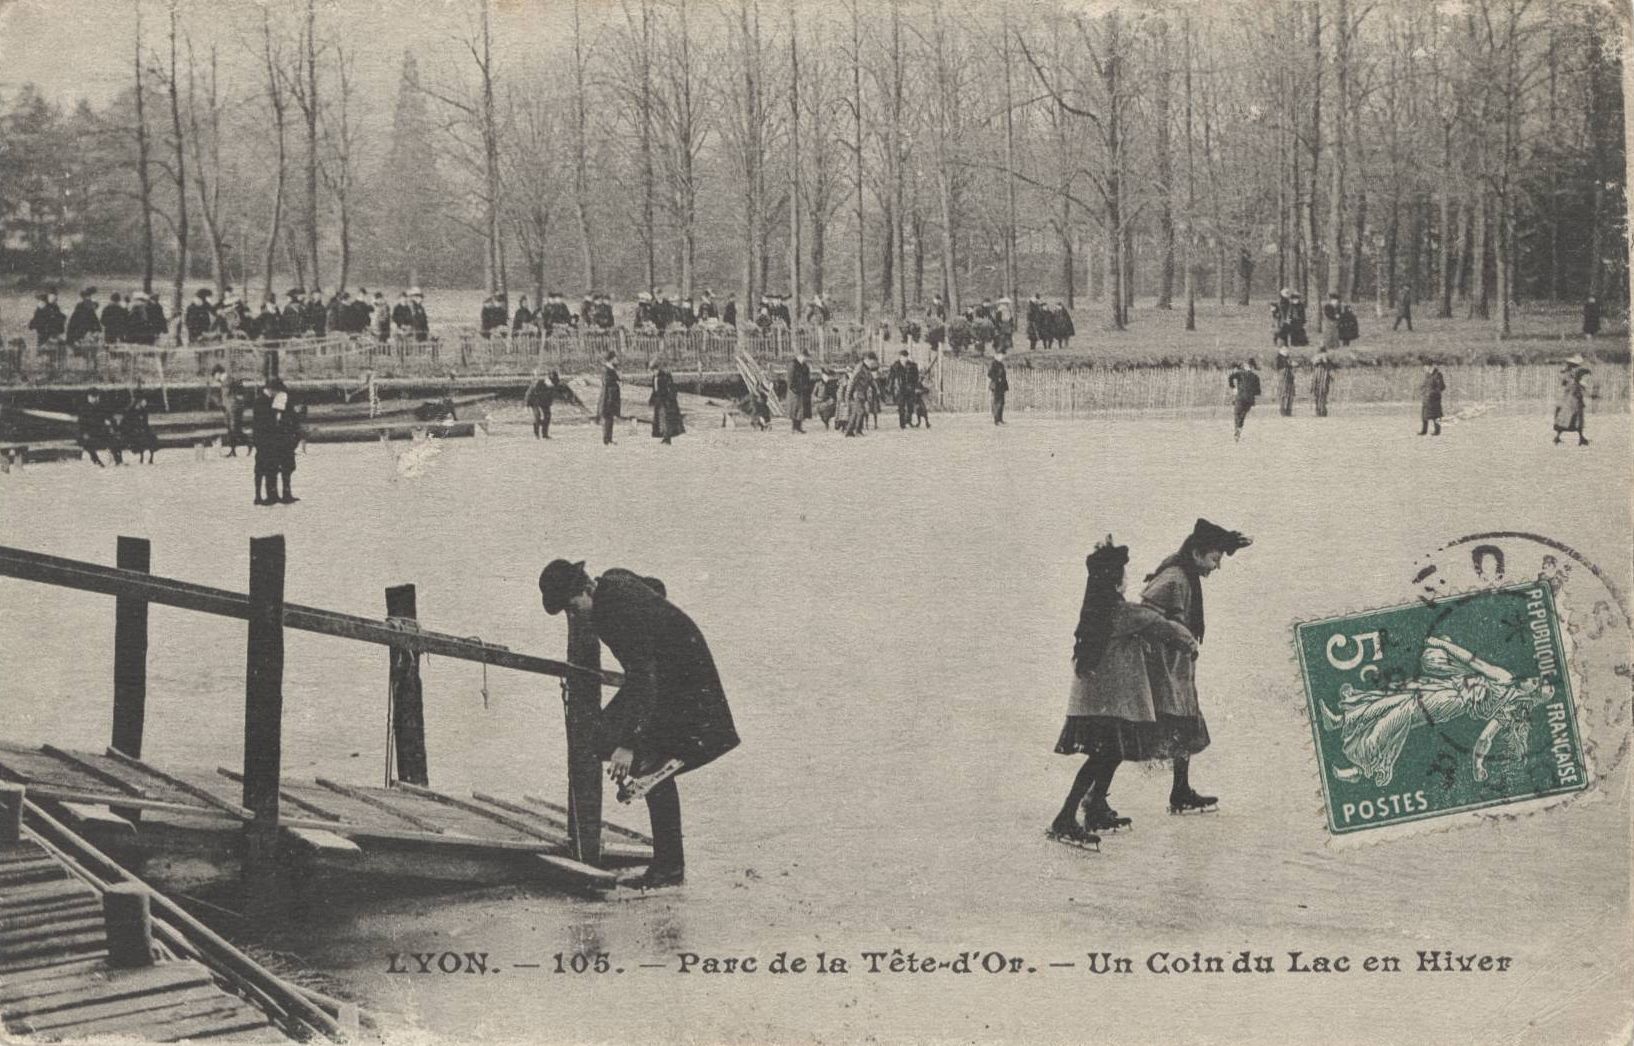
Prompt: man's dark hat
<box><xmin>538</xmin><ymin>559</ymin><xmax>588</xmax><ymax>615</ymax></box>
<box><xmin>197</xmin><ymin>288</ymin><xmax>212</xmax><ymax>299</ymax></box>
<box><xmin>82</xmin><ymin>287</ymin><xmax>97</xmax><ymax>297</ymax></box>
<box><xmin>1188</xmin><ymin>518</ymin><xmax>1253</xmax><ymax>556</ymax></box>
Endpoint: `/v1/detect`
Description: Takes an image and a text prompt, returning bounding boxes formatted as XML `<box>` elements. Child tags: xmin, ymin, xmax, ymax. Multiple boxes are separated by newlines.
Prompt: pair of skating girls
<box><xmin>1048</xmin><ymin>519</ymin><xmax>1252</xmax><ymax>849</ymax></box>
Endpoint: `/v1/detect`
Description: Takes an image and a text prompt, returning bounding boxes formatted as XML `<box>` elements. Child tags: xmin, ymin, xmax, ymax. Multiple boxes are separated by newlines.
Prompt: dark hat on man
<box><xmin>197</xmin><ymin>288</ymin><xmax>212</xmax><ymax>299</ymax></box>
<box><xmin>1187</xmin><ymin>518</ymin><xmax>1253</xmax><ymax>556</ymax></box>
<box><xmin>538</xmin><ymin>559</ymin><xmax>589</xmax><ymax>615</ymax></box>
<box><xmin>81</xmin><ymin>287</ymin><xmax>97</xmax><ymax>297</ymax></box>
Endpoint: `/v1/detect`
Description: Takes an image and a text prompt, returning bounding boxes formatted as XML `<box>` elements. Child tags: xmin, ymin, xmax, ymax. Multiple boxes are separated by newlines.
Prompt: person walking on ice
<box><xmin>1553</xmin><ymin>355</ymin><xmax>1590</xmax><ymax>447</ymax></box>
<box><xmin>988</xmin><ymin>350</ymin><xmax>1009</xmax><ymax>425</ymax></box>
<box><xmin>538</xmin><ymin>560</ymin><xmax>740</xmax><ymax>889</ymax></box>
<box><xmin>1049</xmin><ymin>538</ymin><xmax>1200</xmax><ymax>849</ymax></box>
<box><xmin>1418</xmin><ymin>360</ymin><xmax>1446</xmax><ymax>436</ymax></box>
<box><xmin>1141</xmin><ymin>519</ymin><xmax>1253</xmax><ymax>814</ymax></box>
<box><xmin>1227</xmin><ymin>360</ymin><xmax>1261</xmax><ymax>442</ymax></box>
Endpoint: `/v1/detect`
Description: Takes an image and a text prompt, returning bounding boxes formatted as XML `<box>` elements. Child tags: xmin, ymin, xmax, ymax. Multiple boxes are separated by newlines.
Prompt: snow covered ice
<box><xmin>1</xmin><ymin>409</ymin><xmax>1628</xmax><ymax>1044</ymax></box>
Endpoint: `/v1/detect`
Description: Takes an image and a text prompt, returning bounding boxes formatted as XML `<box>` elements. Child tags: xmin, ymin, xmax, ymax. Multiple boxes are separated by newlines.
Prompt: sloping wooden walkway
<box><xmin>0</xmin><ymin>742</ymin><xmax>652</xmax><ymax>891</ymax></box>
<box><xmin>0</xmin><ymin>838</ymin><xmax>288</xmax><ymax>1042</ymax></box>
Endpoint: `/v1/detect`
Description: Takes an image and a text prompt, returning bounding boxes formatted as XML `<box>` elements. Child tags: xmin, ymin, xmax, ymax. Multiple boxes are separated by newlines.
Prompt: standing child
<box><xmin>1141</xmin><ymin>519</ymin><xmax>1252</xmax><ymax>814</ymax></box>
<box><xmin>1050</xmin><ymin>538</ymin><xmax>1200</xmax><ymax>847</ymax></box>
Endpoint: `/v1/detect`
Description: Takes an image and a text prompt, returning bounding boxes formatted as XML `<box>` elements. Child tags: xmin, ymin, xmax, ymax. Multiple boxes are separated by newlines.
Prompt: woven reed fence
<box><xmin>933</xmin><ymin>357</ymin><xmax>1630</xmax><ymax>415</ymax></box>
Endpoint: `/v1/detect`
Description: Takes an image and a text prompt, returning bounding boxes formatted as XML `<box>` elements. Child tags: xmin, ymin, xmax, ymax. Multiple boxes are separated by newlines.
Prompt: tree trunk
<box><xmin>572</xmin><ymin>0</ymin><xmax>598</xmax><ymax>292</ymax></box>
<box><xmin>134</xmin><ymin>0</ymin><xmax>156</xmax><ymax>296</ymax></box>
<box><xmin>166</xmin><ymin>4</ymin><xmax>188</xmax><ymax>330</ymax></box>
<box><xmin>787</xmin><ymin>2</ymin><xmax>802</xmax><ymax>316</ymax></box>
<box><xmin>260</xmin><ymin>9</ymin><xmax>286</xmax><ymax>304</ymax></box>
<box><xmin>1155</xmin><ymin>18</ymin><xmax>1175</xmax><ymax>310</ymax></box>
<box><xmin>849</xmin><ymin>0</ymin><xmax>864</xmax><ymax>319</ymax></box>
<box><xmin>303</xmin><ymin>0</ymin><xmax>320</xmax><ymax>291</ymax></box>
<box><xmin>1002</xmin><ymin>10</ymin><xmax>1020</xmax><ymax>305</ymax></box>
<box><xmin>1181</xmin><ymin>14</ymin><xmax>1196</xmax><ymax>331</ymax></box>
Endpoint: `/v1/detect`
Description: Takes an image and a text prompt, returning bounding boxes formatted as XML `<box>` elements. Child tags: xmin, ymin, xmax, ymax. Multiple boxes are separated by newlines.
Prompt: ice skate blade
<box><xmin>1045</xmin><ymin>829</ymin><xmax>1102</xmax><ymax>852</ymax></box>
<box><xmin>1167</xmin><ymin>804</ymin><xmax>1220</xmax><ymax>815</ymax></box>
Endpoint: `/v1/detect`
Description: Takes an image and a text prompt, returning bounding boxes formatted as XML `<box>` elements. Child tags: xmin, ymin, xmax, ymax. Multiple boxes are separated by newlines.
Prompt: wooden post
<box><xmin>112</xmin><ymin>537</ymin><xmax>151</xmax><ymax>759</ymax></box>
<box><xmin>0</xmin><ymin>782</ymin><xmax>23</xmax><ymax>844</ymax></box>
<box><xmin>385</xmin><ymin>584</ymin><xmax>428</xmax><ymax>786</ymax></box>
<box><xmin>243</xmin><ymin>536</ymin><xmax>285</xmax><ymax>840</ymax></box>
<box><xmin>563</xmin><ymin>608</ymin><xmax>603</xmax><ymax>867</ymax></box>
<box><xmin>103</xmin><ymin>884</ymin><xmax>156</xmax><ymax>968</ymax></box>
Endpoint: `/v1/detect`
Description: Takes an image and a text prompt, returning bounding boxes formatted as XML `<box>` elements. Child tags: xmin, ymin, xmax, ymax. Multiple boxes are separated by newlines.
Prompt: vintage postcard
<box><xmin>0</xmin><ymin>0</ymin><xmax>1629</xmax><ymax>1043</ymax></box>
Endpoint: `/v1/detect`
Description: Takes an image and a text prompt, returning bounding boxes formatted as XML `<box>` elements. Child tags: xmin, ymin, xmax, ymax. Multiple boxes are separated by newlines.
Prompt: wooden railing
<box><xmin>2</xmin><ymin>325</ymin><xmax>881</xmax><ymax>386</ymax></box>
<box><xmin>0</xmin><ymin>536</ymin><xmax>621</xmax><ymax>869</ymax></box>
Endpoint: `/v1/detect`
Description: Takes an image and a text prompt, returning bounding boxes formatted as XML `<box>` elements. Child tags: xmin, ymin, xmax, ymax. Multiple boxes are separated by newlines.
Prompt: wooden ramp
<box><xmin>735</xmin><ymin>350</ymin><xmax>787</xmax><ymax>417</ymax></box>
<box><xmin>0</xmin><ymin>838</ymin><xmax>291</xmax><ymax>1042</ymax></box>
<box><xmin>0</xmin><ymin>742</ymin><xmax>651</xmax><ymax>892</ymax></box>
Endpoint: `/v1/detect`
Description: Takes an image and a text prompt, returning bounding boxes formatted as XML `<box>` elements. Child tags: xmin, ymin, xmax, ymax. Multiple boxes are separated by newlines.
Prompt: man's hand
<box><xmin>608</xmin><ymin>747</ymin><xmax>634</xmax><ymax>779</ymax></box>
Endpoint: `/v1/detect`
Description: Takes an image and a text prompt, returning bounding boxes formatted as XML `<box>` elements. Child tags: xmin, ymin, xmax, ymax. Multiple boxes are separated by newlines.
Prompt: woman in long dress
<box><xmin>1319</xmin><ymin>635</ymin><xmax>1551</xmax><ymax>787</ymax></box>
<box><xmin>648</xmin><ymin>358</ymin><xmax>685</xmax><ymax>444</ymax></box>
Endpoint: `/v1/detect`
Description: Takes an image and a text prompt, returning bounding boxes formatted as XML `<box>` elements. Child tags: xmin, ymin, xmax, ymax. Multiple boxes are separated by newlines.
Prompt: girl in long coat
<box><xmin>648</xmin><ymin>359</ymin><xmax>685</xmax><ymax>444</ymax></box>
<box><xmin>1418</xmin><ymin>362</ymin><xmax>1445</xmax><ymax>436</ymax></box>
<box><xmin>1553</xmin><ymin>362</ymin><xmax>1589</xmax><ymax>446</ymax></box>
<box><xmin>1140</xmin><ymin>518</ymin><xmax>1252</xmax><ymax>813</ymax></box>
<box><xmin>1051</xmin><ymin>539</ymin><xmax>1199</xmax><ymax>844</ymax></box>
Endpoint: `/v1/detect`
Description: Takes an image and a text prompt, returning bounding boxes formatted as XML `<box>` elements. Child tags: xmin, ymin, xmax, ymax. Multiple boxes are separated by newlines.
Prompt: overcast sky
<box><xmin>0</xmin><ymin>0</ymin><xmax>588</xmax><ymax>113</ymax></box>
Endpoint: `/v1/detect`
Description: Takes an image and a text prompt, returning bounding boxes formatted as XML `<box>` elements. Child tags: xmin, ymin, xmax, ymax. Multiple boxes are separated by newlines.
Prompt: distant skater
<box><xmin>988</xmin><ymin>350</ymin><xmax>1009</xmax><ymax>425</ymax></box>
<box><xmin>1141</xmin><ymin>519</ymin><xmax>1252</xmax><ymax>815</ymax></box>
<box><xmin>77</xmin><ymin>388</ymin><xmax>122</xmax><ymax>467</ymax></box>
<box><xmin>1553</xmin><ymin>356</ymin><xmax>1590</xmax><ymax>447</ymax></box>
<box><xmin>1418</xmin><ymin>361</ymin><xmax>1445</xmax><ymax>436</ymax></box>
<box><xmin>1049</xmin><ymin>538</ymin><xmax>1200</xmax><ymax>849</ymax></box>
<box><xmin>1311</xmin><ymin>345</ymin><xmax>1334</xmax><ymax>417</ymax></box>
<box><xmin>1275</xmin><ymin>347</ymin><xmax>1295</xmax><ymax>416</ymax></box>
<box><xmin>120</xmin><ymin>392</ymin><xmax>159</xmax><ymax>464</ymax></box>
<box><xmin>1393</xmin><ymin>293</ymin><xmax>1413</xmax><ymax>332</ymax></box>
<box><xmin>649</xmin><ymin>358</ymin><xmax>685</xmax><ymax>445</ymax></box>
<box><xmin>844</xmin><ymin>353</ymin><xmax>878</xmax><ymax>437</ymax></box>
<box><xmin>538</xmin><ymin>559</ymin><xmax>740</xmax><ymax>889</ymax></box>
<box><xmin>888</xmin><ymin>349</ymin><xmax>920</xmax><ymax>430</ymax></box>
<box><xmin>786</xmin><ymin>347</ymin><xmax>813</xmax><ymax>433</ymax></box>
<box><xmin>525</xmin><ymin>370</ymin><xmax>581</xmax><ymax>439</ymax></box>
<box><xmin>1227</xmin><ymin>360</ymin><xmax>1261</xmax><ymax>442</ymax></box>
<box><xmin>598</xmin><ymin>350</ymin><xmax>621</xmax><ymax>445</ymax></box>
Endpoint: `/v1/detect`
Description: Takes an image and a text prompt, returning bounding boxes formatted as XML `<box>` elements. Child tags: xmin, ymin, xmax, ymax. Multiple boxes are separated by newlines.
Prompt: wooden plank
<box><xmin>313</xmin><ymin>779</ymin><xmax>446</xmax><ymax>834</ymax></box>
<box><xmin>0</xmin><ymin>963</ymin><xmax>214</xmax><ymax>1013</ymax></box>
<box><xmin>0</xmin><ymin>861</ymin><xmax>67</xmax><ymax>888</ymax></box>
<box><xmin>0</xmin><ymin>897</ymin><xmax>101</xmax><ymax>932</ymax></box>
<box><xmin>393</xmin><ymin>783</ymin><xmax>567</xmax><ymax>843</ymax></box>
<box><xmin>280</xmin><ymin>827</ymin><xmax>362</xmax><ymax>858</ymax></box>
<box><xmin>215</xmin><ymin>769</ymin><xmax>342</xmax><ymax>822</ymax></box>
<box><xmin>55</xmin><ymin>802</ymin><xmax>137</xmax><ymax>842</ymax></box>
<box><xmin>0</xmin><ymin>545</ymin><xmax>624</xmax><ymax>685</ymax></box>
<box><xmin>524</xmin><ymin>793</ymin><xmax>653</xmax><ymax>844</ymax></box>
<box><xmin>0</xmin><ymin>956</ymin><xmax>107</xmax><ymax>991</ymax></box>
<box><xmin>535</xmin><ymin>854</ymin><xmax>618</xmax><ymax>890</ymax></box>
<box><xmin>0</xmin><ymin>745</ymin><xmax>124</xmax><ymax>795</ymax></box>
<box><xmin>33</xmin><ymin>995</ymin><xmax>257</xmax><ymax>1039</ymax></box>
<box><xmin>0</xmin><ymin>914</ymin><xmax>106</xmax><ymax>949</ymax></box>
<box><xmin>481</xmin><ymin>791</ymin><xmax>654</xmax><ymax>847</ymax></box>
<box><xmin>385</xmin><ymin>585</ymin><xmax>428</xmax><ymax>786</ymax></box>
<box><xmin>0</xmin><ymin>878</ymin><xmax>94</xmax><ymax>908</ymax></box>
<box><xmin>21</xmin><ymin>785</ymin><xmax>231</xmax><ymax>821</ymax></box>
<box><xmin>40</xmin><ymin>746</ymin><xmax>153</xmax><ymax>799</ymax></box>
<box><xmin>103</xmin><ymin>749</ymin><xmax>252</xmax><ymax>817</ymax></box>
<box><xmin>0</xmin><ymin>929</ymin><xmax>108</xmax><ymax>969</ymax></box>
<box><xmin>16</xmin><ymin>984</ymin><xmax>229</xmax><ymax>1033</ymax></box>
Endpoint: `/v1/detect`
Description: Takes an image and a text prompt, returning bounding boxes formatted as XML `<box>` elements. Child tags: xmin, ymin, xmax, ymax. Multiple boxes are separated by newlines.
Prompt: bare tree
<box><xmin>184</xmin><ymin>38</ymin><xmax>229</xmax><ymax>293</ymax></box>
<box><xmin>257</xmin><ymin>8</ymin><xmax>289</xmax><ymax>302</ymax></box>
<box><xmin>133</xmin><ymin>0</ymin><xmax>156</xmax><ymax>295</ymax></box>
<box><xmin>318</xmin><ymin>42</ymin><xmax>358</xmax><ymax>292</ymax></box>
<box><xmin>570</xmin><ymin>0</ymin><xmax>599</xmax><ymax>292</ymax></box>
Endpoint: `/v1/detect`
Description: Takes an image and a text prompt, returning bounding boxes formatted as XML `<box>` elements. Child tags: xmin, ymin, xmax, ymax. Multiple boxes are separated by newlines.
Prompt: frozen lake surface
<box><xmin>1</xmin><ymin>408</ymin><xmax>1629</xmax><ymax>1044</ymax></box>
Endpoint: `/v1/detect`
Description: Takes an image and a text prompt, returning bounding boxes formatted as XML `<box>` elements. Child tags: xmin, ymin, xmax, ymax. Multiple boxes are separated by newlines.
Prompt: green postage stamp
<box><xmin>1296</xmin><ymin>584</ymin><xmax>1589</xmax><ymax>835</ymax></box>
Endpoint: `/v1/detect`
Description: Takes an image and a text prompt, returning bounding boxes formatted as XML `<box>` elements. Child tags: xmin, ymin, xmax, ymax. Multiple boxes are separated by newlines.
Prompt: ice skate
<box><xmin>1080</xmin><ymin>795</ymin><xmax>1132</xmax><ymax>833</ymax></box>
<box><xmin>1045</xmin><ymin>815</ymin><xmax>1101</xmax><ymax>852</ymax></box>
<box><xmin>615</xmin><ymin>757</ymin><xmax>685</xmax><ymax>804</ymax></box>
<box><xmin>1168</xmin><ymin>788</ymin><xmax>1219</xmax><ymax>815</ymax></box>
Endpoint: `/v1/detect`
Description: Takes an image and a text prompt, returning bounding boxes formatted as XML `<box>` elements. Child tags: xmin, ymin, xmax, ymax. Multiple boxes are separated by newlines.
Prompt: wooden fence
<box><xmin>932</xmin><ymin>358</ymin><xmax>1631</xmax><ymax>415</ymax></box>
<box><xmin>2</xmin><ymin>325</ymin><xmax>879</xmax><ymax>387</ymax></box>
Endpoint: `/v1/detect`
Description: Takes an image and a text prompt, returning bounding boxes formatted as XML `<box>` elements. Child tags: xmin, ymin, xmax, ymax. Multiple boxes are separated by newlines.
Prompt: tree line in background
<box><xmin>0</xmin><ymin>0</ymin><xmax>1626</xmax><ymax>337</ymax></box>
